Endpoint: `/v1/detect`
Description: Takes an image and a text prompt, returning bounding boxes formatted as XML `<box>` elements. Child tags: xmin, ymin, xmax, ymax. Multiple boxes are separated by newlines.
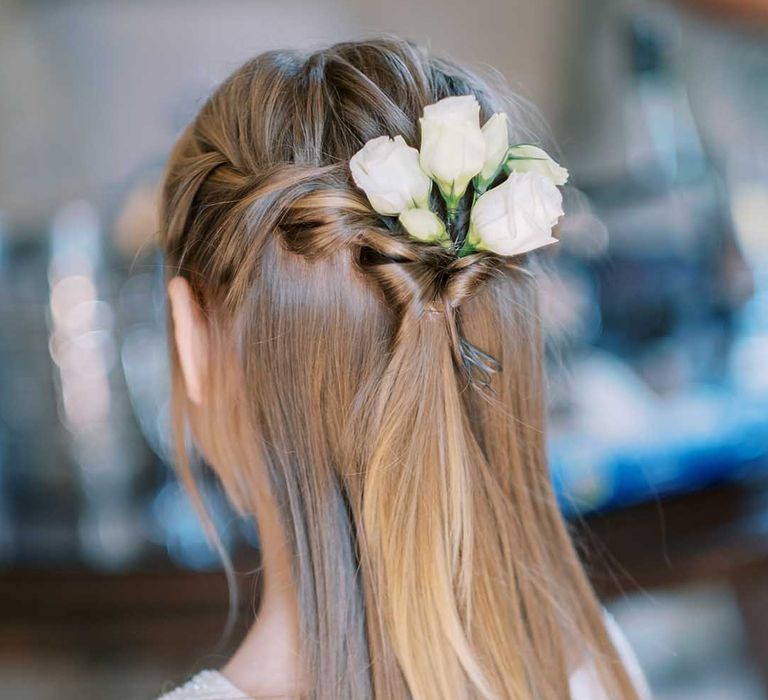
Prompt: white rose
<box><xmin>468</xmin><ymin>171</ymin><xmax>563</xmax><ymax>256</ymax></box>
<box><xmin>478</xmin><ymin>112</ymin><xmax>509</xmax><ymax>185</ymax></box>
<box><xmin>506</xmin><ymin>145</ymin><xmax>569</xmax><ymax>186</ymax></box>
<box><xmin>419</xmin><ymin>95</ymin><xmax>485</xmax><ymax>204</ymax></box>
<box><xmin>350</xmin><ymin>135</ymin><xmax>432</xmax><ymax>216</ymax></box>
<box><xmin>398</xmin><ymin>208</ymin><xmax>448</xmax><ymax>244</ymax></box>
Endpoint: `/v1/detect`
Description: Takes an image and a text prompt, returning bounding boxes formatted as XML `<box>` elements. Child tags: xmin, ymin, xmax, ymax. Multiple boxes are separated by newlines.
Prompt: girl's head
<box><xmin>160</xmin><ymin>38</ymin><xmax>638</xmax><ymax>700</ymax></box>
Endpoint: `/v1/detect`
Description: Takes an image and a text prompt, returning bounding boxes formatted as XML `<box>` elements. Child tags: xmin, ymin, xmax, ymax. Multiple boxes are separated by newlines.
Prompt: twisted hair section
<box><xmin>160</xmin><ymin>37</ymin><xmax>642</xmax><ymax>700</ymax></box>
<box><xmin>164</xmin><ymin>133</ymin><xmax>500</xmax><ymax>383</ymax></box>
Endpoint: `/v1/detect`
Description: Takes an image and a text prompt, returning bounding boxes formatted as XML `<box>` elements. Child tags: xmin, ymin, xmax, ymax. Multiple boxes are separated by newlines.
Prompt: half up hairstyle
<box><xmin>160</xmin><ymin>38</ymin><xmax>642</xmax><ymax>700</ymax></box>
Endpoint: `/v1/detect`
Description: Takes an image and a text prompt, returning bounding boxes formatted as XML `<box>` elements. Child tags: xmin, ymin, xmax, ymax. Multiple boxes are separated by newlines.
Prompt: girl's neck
<box><xmin>222</xmin><ymin>486</ymin><xmax>304</xmax><ymax>698</ymax></box>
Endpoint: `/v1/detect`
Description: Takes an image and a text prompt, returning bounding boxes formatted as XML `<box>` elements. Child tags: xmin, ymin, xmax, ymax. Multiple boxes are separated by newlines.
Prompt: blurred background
<box><xmin>1</xmin><ymin>0</ymin><xmax>767</xmax><ymax>698</ymax></box>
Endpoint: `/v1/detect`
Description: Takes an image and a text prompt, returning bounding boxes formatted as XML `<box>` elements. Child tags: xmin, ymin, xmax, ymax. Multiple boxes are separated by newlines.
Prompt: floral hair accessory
<box><xmin>349</xmin><ymin>95</ymin><xmax>569</xmax><ymax>258</ymax></box>
<box><xmin>349</xmin><ymin>135</ymin><xmax>431</xmax><ymax>216</ymax></box>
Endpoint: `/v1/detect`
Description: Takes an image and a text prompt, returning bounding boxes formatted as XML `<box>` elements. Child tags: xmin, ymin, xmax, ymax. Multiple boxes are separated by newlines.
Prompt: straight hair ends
<box><xmin>160</xmin><ymin>38</ymin><xmax>642</xmax><ymax>700</ymax></box>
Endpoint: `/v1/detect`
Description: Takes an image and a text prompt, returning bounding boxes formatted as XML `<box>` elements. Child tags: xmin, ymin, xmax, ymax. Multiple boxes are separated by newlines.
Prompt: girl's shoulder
<box><xmin>569</xmin><ymin>610</ymin><xmax>653</xmax><ymax>700</ymax></box>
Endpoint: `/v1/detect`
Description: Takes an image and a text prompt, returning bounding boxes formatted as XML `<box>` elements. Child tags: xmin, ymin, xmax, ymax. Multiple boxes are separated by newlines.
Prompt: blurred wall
<box><xmin>0</xmin><ymin>0</ymin><xmax>577</xmax><ymax>230</ymax></box>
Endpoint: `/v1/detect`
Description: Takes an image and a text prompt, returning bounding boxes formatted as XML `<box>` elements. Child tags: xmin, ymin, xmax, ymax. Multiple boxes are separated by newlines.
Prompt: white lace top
<box><xmin>158</xmin><ymin>670</ymin><xmax>247</xmax><ymax>699</ymax></box>
<box><xmin>157</xmin><ymin>613</ymin><xmax>651</xmax><ymax>700</ymax></box>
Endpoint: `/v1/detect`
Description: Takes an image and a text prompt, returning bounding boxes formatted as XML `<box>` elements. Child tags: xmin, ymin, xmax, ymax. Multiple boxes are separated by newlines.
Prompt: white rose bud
<box><xmin>478</xmin><ymin>112</ymin><xmax>509</xmax><ymax>185</ymax></box>
<box><xmin>398</xmin><ymin>208</ymin><xmax>448</xmax><ymax>245</ymax></box>
<box><xmin>419</xmin><ymin>95</ymin><xmax>486</xmax><ymax>205</ymax></box>
<box><xmin>468</xmin><ymin>171</ymin><xmax>563</xmax><ymax>256</ymax></box>
<box><xmin>506</xmin><ymin>144</ymin><xmax>569</xmax><ymax>186</ymax></box>
<box><xmin>350</xmin><ymin>135</ymin><xmax>432</xmax><ymax>216</ymax></box>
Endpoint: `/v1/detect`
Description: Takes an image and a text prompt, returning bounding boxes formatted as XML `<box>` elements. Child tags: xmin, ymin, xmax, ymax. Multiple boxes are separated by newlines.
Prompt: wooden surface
<box><xmin>4</xmin><ymin>478</ymin><xmax>768</xmax><ymax>643</ymax></box>
<box><xmin>0</xmin><ymin>567</ymin><xmax>251</xmax><ymax>659</ymax></box>
<box><xmin>576</xmin><ymin>476</ymin><xmax>768</xmax><ymax>597</ymax></box>
<box><xmin>4</xmin><ymin>478</ymin><xmax>768</xmax><ymax>692</ymax></box>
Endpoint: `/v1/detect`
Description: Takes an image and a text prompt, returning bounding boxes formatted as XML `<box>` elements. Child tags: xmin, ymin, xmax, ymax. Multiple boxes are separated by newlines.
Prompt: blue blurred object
<box><xmin>551</xmin><ymin>388</ymin><xmax>768</xmax><ymax>516</ymax></box>
<box><xmin>547</xmin><ymin>10</ymin><xmax>768</xmax><ymax>517</ymax></box>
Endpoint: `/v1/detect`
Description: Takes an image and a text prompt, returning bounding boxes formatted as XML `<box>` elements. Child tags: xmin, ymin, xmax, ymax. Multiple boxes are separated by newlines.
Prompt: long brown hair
<box><xmin>160</xmin><ymin>38</ymin><xmax>640</xmax><ymax>700</ymax></box>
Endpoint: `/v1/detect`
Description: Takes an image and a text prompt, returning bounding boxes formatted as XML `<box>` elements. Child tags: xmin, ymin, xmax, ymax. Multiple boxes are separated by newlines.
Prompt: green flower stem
<box><xmin>474</xmin><ymin>147</ymin><xmax>512</xmax><ymax>194</ymax></box>
<box><xmin>443</xmin><ymin>192</ymin><xmax>461</xmax><ymax>237</ymax></box>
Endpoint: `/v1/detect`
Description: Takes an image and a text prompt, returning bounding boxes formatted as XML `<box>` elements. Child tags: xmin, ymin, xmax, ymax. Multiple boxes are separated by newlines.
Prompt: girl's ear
<box><xmin>167</xmin><ymin>276</ymin><xmax>208</xmax><ymax>405</ymax></box>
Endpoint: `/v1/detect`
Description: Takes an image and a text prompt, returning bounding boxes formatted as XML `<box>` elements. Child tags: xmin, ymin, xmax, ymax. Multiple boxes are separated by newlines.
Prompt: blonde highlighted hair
<box><xmin>160</xmin><ymin>38</ymin><xmax>640</xmax><ymax>700</ymax></box>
